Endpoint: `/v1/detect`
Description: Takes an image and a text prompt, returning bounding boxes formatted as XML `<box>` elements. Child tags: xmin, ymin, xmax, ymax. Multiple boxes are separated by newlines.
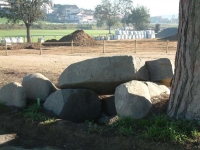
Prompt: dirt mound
<box><xmin>160</xmin><ymin>34</ymin><xmax>178</xmax><ymax>41</ymax></box>
<box><xmin>44</xmin><ymin>39</ymin><xmax>59</xmax><ymax>46</ymax></box>
<box><xmin>156</xmin><ymin>27</ymin><xmax>178</xmax><ymax>39</ymax></box>
<box><xmin>45</xmin><ymin>39</ymin><xmax>58</xmax><ymax>42</ymax></box>
<box><xmin>58</xmin><ymin>30</ymin><xmax>96</xmax><ymax>46</ymax></box>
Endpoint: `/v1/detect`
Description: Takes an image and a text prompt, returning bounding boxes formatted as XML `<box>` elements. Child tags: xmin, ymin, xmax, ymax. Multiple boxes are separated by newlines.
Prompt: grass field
<box><xmin>0</xmin><ymin>29</ymin><xmax>113</xmax><ymax>42</ymax></box>
<box><xmin>0</xmin><ymin>29</ymin><xmax>112</xmax><ymax>37</ymax></box>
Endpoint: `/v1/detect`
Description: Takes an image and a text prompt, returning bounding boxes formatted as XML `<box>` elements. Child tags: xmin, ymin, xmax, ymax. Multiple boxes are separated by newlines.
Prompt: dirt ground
<box><xmin>0</xmin><ymin>43</ymin><xmax>185</xmax><ymax>150</ymax></box>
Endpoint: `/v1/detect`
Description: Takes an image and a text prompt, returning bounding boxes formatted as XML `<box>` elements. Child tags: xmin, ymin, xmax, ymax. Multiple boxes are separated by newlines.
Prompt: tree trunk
<box><xmin>167</xmin><ymin>0</ymin><xmax>200</xmax><ymax>120</ymax></box>
<box><xmin>108</xmin><ymin>26</ymin><xmax>111</xmax><ymax>34</ymax></box>
<box><xmin>25</xmin><ymin>24</ymin><xmax>31</xmax><ymax>43</ymax></box>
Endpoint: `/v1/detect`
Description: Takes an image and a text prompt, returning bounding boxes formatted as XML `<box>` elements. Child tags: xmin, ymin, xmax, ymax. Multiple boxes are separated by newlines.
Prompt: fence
<box><xmin>0</xmin><ymin>39</ymin><xmax>177</xmax><ymax>56</ymax></box>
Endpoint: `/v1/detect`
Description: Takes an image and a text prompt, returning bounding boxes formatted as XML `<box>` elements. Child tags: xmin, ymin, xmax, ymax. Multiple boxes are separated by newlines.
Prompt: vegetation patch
<box><xmin>0</xmin><ymin>29</ymin><xmax>113</xmax><ymax>43</ymax></box>
<box><xmin>23</xmin><ymin>104</ymin><xmax>47</xmax><ymax>121</ymax></box>
<box><xmin>0</xmin><ymin>101</ymin><xmax>4</xmax><ymax>109</ymax></box>
<box><xmin>110</xmin><ymin>115</ymin><xmax>200</xmax><ymax>144</ymax></box>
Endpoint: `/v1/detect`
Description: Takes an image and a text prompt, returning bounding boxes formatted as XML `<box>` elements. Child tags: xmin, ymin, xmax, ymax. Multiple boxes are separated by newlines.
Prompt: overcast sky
<box><xmin>53</xmin><ymin>0</ymin><xmax>179</xmax><ymax>17</ymax></box>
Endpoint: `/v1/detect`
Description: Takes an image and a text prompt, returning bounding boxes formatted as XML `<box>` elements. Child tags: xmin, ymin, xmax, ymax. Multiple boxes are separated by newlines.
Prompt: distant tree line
<box><xmin>0</xmin><ymin>0</ymin><xmax>150</xmax><ymax>41</ymax></box>
<box><xmin>94</xmin><ymin>0</ymin><xmax>150</xmax><ymax>33</ymax></box>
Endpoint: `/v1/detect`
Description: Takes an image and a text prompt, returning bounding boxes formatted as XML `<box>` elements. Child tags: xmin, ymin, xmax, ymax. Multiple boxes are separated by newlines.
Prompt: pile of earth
<box><xmin>160</xmin><ymin>34</ymin><xmax>178</xmax><ymax>41</ymax></box>
<box><xmin>45</xmin><ymin>39</ymin><xmax>58</xmax><ymax>43</ymax></box>
<box><xmin>156</xmin><ymin>27</ymin><xmax>178</xmax><ymax>39</ymax></box>
<box><xmin>45</xmin><ymin>30</ymin><xmax>97</xmax><ymax>46</ymax></box>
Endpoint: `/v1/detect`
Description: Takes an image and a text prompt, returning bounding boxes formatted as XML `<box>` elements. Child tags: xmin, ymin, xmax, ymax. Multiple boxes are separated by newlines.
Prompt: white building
<box><xmin>64</xmin><ymin>5</ymin><xmax>80</xmax><ymax>16</ymax></box>
<box><xmin>80</xmin><ymin>9</ymin><xmax>95</xmax><ymax>23</ymax></box>
<box><xmin>0</xmin><ymin>0</ymin><xmax>9</xmax><ymax>9</ymax></box>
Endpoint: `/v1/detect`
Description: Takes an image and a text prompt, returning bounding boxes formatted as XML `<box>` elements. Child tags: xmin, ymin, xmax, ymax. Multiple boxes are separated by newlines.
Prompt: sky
<box><xmin>53</xmin><ymin>0</ymin><xmax>179</xmax><ymax>17</ymax></box>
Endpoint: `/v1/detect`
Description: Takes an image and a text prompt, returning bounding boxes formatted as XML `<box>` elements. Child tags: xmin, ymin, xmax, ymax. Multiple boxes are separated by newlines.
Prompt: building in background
<box><xmin>0</xmin><ymin>0</ymin><xmax>9</xmax><ymax>9</ymax></box>
<box><xmin>51</xmin><ymin>4</ymin><xmax>96</xmax><ymax>23</ymax></box>
<box><xmin>64</xmin><ymin>5</ymin><xmax>80</xmax><ymax>15</ymax></box>
<box><xmin>66</xmin><ymin>8</ymin><xmax>95</xmax><ymax>23</ymax></box>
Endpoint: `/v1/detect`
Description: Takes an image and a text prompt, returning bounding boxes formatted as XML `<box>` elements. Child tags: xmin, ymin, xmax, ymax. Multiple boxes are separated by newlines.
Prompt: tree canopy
<box><xmin>118</xmin><ymin>0</ymin><xmax>133</xmax><ymax>29</ymax></box>
<box><xmin>0</xmin><ymin>0</ymin><xmax>49</xmax><ymax>42</ymax></box>
<box><xmin>94</xmin><ymin>0</ymin><xmax>150</xmax><ymax>32</ymax></box>
<box><xmin>94</xmin><ymin>0</ymin><xmax>120</xmax><ymax>34</ymax></box>
<box><xmin>126</xmin><ymin>5</ymin><xmax>150</xmax><ymax>30</ymax></box>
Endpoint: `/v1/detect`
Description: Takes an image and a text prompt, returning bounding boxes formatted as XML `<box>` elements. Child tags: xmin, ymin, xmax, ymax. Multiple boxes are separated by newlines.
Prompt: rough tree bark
<box><xmin>168</xmin><ymin>0</ymin><xmax>200</xmax><ymax>120</ymax></box>
<box><xmin>108</xmin><ymin>26</ymin><xmax>111</xmax><ymax>34</ymax></box>
<box><xmin>25</xmin><ymin>23</ymin><xmax>31</xmax><ymax>43</ymax></box>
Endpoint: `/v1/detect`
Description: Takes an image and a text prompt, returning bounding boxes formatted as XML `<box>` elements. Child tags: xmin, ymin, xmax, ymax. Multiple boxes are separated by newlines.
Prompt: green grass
<box><xmin>23</xmin><ymin>103</ymin><xmax>47</xmax><ymax>121</ymax></box>
<box><xmin>85</xmin><ymin>120</ymin><xmax>107</xmax><ymax>134</ymax></box>
<box><xmin>0</xmin><ymin>29</ymin><xmax>113</xmax><ymax>37</ymax></box>
<box><xmin>0</xmin><ymin>29</ymin><xmax>113</xmax><ymax>42</ymax></box>
<box><xmin>99</xmin><ymin>115</ymin><xmax>200</xmax><ymax>144</ymax></box>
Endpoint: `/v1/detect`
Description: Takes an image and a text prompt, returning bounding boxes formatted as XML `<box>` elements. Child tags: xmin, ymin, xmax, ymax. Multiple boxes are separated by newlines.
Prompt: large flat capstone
<box><xmin>58</xmin><ymin>55</ymin><xmax>149</xmax><ymax>94</ymax></box>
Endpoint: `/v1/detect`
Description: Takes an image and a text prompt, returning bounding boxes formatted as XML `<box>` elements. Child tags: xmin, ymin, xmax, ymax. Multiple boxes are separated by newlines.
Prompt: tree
<box><xmin>94</xmin><ymin>0</ymin><xmax>120</xmax><ymax>34</ymax></box>
<box><xmin>167</xmin><ymin>0</ymin><xmax>200</xmax><ymax>120</ymax></box>
<box><xmin>126</xmin><ymin>5</ymin><xmax>150</xmax><ymax>30</ymax></box>
<box><xmin>96</xmin><ymin>19</ymin><xmax>104</xmax><ymax>28</ymax></box>
<box><xmin>0</xmin><ymin>0</ymin><xmax>49</xmax><ymax>43</ymax></box>
<box><xmin>118</xmin><ymin>0</ymin><xmax>133</xmax><ymax>30</ymax></box>
<box><xmin>53</xmin><ymin>4</ymin><xmax>66</xmax><ymax>20</ymax></box>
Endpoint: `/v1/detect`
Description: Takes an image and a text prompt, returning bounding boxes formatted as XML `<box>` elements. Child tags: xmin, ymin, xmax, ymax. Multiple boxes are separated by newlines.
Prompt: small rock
<box><xmin>146</xmin><ymin>58</ymin><xmax>174</xmax><ymax>87</ymax></box>
<box><xmin>22</xmin><ymin>73</ymin><xmax>57</xmax><ymax>102</ymax></box>
<box><xmin>98</xmin><ymin>115</ymin><xmax>119</xmax><ymax>125</ymax></box>
<box><xmin>0</xmin><ymin>82</ymin><xmax>26</xmax><ymax>108</ymax></box>
<box><xmin>115</xmin><ymin>80</ymin><xmax>152</xmax><ymax>119</ymax></box>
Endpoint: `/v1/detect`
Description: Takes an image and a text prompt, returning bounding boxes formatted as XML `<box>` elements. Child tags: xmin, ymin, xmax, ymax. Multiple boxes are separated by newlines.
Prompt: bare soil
<box><xmin>0</xmin><ymin>43</ymin><xmax>191</xmax><ymax>150</ymax></box>
<box><xmin>45</xmin><ymin>30</ymin><xmax>97</xmax><ymax>46</ymax></box>
<box><xmin>0</xmin><ymin>101</ymin><xmax>186</xmax><ymax>150</ymax></box>
<box><xmin>58</xmin><ymin>30</ymin><xmax>96</xmax><ymax>46</ymax></box>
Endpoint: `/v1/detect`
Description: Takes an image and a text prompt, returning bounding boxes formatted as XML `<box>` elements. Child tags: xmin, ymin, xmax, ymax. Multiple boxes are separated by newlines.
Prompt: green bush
<box><xmin>23</xmin><ymin>104</ymin><xmax>46</xmax><ymax>121</ymax></box>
